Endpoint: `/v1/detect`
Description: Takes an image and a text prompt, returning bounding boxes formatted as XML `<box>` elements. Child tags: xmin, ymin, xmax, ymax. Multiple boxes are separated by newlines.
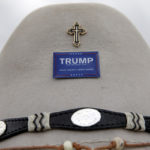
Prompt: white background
<box><xmin>0</xmin><ymin>0</ymin><xmax>150</xmax><ymax>53</ymax></box>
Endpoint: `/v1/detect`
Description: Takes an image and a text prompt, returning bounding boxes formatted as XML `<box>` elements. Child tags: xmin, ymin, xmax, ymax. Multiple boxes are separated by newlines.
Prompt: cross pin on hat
<box><xmin>67</xmin><ymin>22</ymin><xmax>87</xmax><ymax>47</ymax></box>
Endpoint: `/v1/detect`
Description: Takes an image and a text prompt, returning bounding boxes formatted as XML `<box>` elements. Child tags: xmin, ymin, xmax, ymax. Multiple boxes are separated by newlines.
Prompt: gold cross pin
<box><xmin>67</xmin><ymin>22</ymin><xmax>87</xmax><ymax>47</ymax></box>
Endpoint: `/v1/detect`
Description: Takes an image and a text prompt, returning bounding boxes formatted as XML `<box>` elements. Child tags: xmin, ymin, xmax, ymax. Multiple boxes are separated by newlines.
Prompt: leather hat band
<box><xmin>0</xmin><ymin>107</ymin><xmax>150</xmax><ymax>141</ymax></box>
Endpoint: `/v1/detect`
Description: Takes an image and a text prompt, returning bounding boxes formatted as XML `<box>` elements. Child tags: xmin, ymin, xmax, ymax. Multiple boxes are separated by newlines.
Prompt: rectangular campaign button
<box><xmin>53</xmin><ymin>51</ymin><xmax>100</xmax><ymax>78</ymax></box>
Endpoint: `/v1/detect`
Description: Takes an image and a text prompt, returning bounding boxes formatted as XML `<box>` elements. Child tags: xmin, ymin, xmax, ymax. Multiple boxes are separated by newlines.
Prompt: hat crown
<box><xmin>0</xmin><ymin>3</ymin><xmax>150</xmax><ymax>148</ymax></box>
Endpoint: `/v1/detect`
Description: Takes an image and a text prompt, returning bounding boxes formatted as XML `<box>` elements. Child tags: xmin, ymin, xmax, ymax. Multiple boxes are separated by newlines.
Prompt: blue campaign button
<box><xmin>53</xmin><ymin>51</ymin><xmax>100</xmax><ymax>78</ymax></box>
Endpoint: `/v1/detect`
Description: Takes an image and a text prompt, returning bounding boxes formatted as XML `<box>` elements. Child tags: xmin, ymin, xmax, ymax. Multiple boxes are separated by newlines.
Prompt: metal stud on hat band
<box><xmin>0</xmin><ymin>121</ymin><xmax>6</xmax><ymax>136</ymax></box>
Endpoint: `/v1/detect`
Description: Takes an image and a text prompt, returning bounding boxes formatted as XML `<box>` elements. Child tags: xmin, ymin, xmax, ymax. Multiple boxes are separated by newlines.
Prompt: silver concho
<box><xmin>0</xmin><ymin>121</ymin><xmax>6</xmax><ymax>136</ymax></box>
<box><xmin>71</xmin><ymin>108</ymin><xmax>101</xmax><ymax>127</ymax></box>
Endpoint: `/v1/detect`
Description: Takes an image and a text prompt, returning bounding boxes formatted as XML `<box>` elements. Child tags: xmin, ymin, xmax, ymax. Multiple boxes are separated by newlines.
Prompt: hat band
<box><xmin>0</xmin><ymin>107</ymin><xmax>149</xmax><ymax>141</ymax></box>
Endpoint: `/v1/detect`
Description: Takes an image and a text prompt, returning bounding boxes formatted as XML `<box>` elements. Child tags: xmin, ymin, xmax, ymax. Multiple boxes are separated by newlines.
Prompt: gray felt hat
<box><xmin>0</xmin><ymin>3</ymin><xmax>150</xmax><ymax>149</ymax></box>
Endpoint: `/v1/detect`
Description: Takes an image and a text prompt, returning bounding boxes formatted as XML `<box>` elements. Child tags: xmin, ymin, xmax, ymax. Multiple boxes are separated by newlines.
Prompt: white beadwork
<box><xmin>64</xmin><ymin>141</ymin><xmax>73</xmax><ymax>150</ymax></box>
<box><xmin>28</xmin><ymin>112</ymin><xmax>51</xmax><ymax>132</ymax></box>
<box><xmin>125</xmin><ymin>112</ymin><xmax>145</xmax><ymax>131</ymax></box>
<box><xmin>113</xmin><ymin>137</ymin><xmax>124</xmax><ymax>150</ymax></box>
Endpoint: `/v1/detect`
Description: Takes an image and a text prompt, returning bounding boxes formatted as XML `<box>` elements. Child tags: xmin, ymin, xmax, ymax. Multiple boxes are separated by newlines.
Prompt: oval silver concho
<box><xmin>0</xmin><ymin>121</ymin><xmax>6</xmax><ymax>136</ymax></box>
<box><xmin>71</xmin><ymin>108</ymin><xmax>101</xmax><ymax>127</ymax></box>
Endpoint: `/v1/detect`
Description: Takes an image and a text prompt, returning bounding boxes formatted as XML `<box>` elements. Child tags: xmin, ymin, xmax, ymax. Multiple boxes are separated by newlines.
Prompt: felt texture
<box><xmin>0</xmin><ymin>3</ymin><xmax>150</xmax><ymax>149</ymax></box>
